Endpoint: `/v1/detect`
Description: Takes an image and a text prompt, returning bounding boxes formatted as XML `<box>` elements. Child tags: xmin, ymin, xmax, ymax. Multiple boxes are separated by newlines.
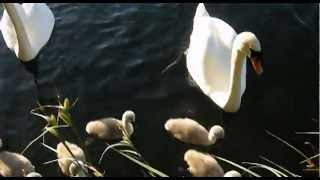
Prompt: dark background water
<box><xmin>0</xmin><ymin>3</ymin><xmax>318</xmax><ymax>177</ymax></box>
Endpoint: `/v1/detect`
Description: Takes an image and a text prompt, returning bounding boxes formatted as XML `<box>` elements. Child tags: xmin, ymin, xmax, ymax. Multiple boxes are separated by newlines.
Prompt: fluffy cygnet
<box><xmin>86</xmin><ymin>110</ymin><xmax>135</xmax><ymax>140</ymax></box>
<box><xmin>184</xmin><ymin>149</ymin><xmax>224</xmax><ymax>177</ymax></box>
<box><xmin>56</xmin><ymin>141</ymin><xmax>87</xmax><ymax>177</ymax></box>
<box><xmin>0</xmin><ymin>151</ymin><xmax>35</xmax><ymax>177</ymax></box>
<box><xmin>164</xmin><ymin>118</ymin><xmax>224</xmax><ymax>145</ymax></box>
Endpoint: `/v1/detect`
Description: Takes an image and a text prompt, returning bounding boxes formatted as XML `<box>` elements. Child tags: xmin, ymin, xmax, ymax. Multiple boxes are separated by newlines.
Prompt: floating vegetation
<box><xmin>1</xmin><ymin>97</ymin><xmax>317</xmax><ymax>177</ymax></box>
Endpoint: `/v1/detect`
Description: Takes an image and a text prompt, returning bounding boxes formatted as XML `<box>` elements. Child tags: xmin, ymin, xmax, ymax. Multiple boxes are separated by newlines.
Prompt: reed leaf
<box><xmin>243</xmin><ymin>162</ymin><xmax>287</xmax><ymax>177</ymax></box>
<box><xmin>214</xmin><ymin>155</ymin><xmax>261</xmax><ymax>177</ymax></box>
<box><xmin>99</xmin><ymin>142</ymin><xmax>133</xmax><ymax>164</ymax></box>
<box><xmin>259</xmin><ymin>155</ymin><xmax>301</xmax><ymax>177</ymax></box>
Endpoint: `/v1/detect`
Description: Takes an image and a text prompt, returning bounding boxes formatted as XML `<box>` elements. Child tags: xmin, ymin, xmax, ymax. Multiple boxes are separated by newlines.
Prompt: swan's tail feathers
<box><xmin>195</xmin><ymin>3</ymin><xmax>209</xmax><ymax>19</ymax></box>
<box><xmin>161</xmin><ymin>52</ymin><xmax>184</xmax><ymax>75</ymax></box>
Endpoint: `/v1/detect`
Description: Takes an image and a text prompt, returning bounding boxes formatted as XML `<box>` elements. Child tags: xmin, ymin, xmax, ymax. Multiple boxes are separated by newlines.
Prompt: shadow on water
<box><xmin>0</xmin><ymin>3</ymin><xmax>318</xmax><ymax>176</ymax></box>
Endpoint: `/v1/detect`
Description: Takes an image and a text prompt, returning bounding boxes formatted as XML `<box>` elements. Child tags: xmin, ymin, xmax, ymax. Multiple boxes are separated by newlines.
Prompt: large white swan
<box><xmin>186</xmin><ymin>3</ymin><xmax>263</xmax><ymax>112</ymax></box>
<box><xmin>0</xmin><ymin>3</ymin><xmax>55</xmax><ymax>62</ymax></box>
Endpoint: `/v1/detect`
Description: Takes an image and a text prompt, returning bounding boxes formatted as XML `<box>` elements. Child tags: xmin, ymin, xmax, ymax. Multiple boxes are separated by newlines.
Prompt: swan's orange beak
<box><xmin>250</xmin><ymin>51</ymin><xmax>263</xmax><ymax>75</ymax></box>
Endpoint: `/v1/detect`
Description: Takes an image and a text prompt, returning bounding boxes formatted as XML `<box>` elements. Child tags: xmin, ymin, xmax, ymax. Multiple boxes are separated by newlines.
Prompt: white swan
<box><xmin>186</xmin><ymin>3</ymin><xmax>263</xmax><ymax>112</ymax></box>
<box><xmin>0</xmin><ymin>3</ymin><xmax>55</xmax><ymax>62</ymax></box>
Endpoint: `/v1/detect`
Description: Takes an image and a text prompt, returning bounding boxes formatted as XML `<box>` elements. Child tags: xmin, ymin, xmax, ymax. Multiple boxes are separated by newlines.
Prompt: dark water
<box><xmin>0</xmin><ymin>3</ymin><xmax>318</xmax><ymax>177</ymax></box>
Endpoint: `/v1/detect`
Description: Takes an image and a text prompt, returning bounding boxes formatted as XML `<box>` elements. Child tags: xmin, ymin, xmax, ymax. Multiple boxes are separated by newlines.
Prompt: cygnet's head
<box><xmin>122</xmin><ymin>110</ymin><xmax>135</xmax><ymax>123</ymax></box>
<box><xmin>184</xmin><ymin>149</ymin><xmax>224</xmax><ymax>177</ymax></box>
<box><xmin>224</xmin><ymin>170</ymin><xmax>242</xmax><ymax>177</ymax></box>
<box><xmin>69</xmin><ymin>160</ymin><xmax>88</xmax><ymax>177</ymax></box>
<box><xmin>208</xmin><ymin>125</ymin><xmax>225</xmax><ymax>143</ymax></box>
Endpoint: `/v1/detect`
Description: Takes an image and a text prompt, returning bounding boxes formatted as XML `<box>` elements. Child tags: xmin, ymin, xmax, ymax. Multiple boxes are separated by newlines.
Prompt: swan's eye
<box><xmin>250</xmin><ymin>49</ymin><xmax>263</xmax><ymax>58</ymax></box>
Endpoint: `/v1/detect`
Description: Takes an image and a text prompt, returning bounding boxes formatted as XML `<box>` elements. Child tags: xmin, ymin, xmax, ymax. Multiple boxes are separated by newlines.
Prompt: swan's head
<box><xmin>235</xmin><ymin>32</ymin><xmax>264</xmax><ymax>75</ymax></box>
<box><xmin>122</xmin><ymin>110</ymin><xmax>135</xmax><ymax>123</ymax></box>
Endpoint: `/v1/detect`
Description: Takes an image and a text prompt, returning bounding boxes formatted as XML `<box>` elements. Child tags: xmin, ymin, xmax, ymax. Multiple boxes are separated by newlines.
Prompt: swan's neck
<box><xmin>121</xmin><ymin>119</ymin><xmax>134</xmax><ymax>136</ymax></box>
<box><xmin>224</xmin><ymin>46</ymin><xmax>247</xmax><ymax>112</ymax></box>
<box><xmin>3</xmin><ymin>3</ymin><xmax>34</xmax><ymax>60</ymax></box>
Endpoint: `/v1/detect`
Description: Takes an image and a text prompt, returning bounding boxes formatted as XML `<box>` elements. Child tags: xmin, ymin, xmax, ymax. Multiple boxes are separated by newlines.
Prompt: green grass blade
<box><xmin>214</xmin><ymin>155</ymin><xmax>261</xmax><ymax>177</ymax></box>
<box><xmin>21</xmin><ymin>130</ymin><xmax>48</xmax><ymax>154</ymax></box>
<box><xmin>99</xmin><ymin>142</ymin><xmax>133</xmax><ymax>164</ymax></box>
<box><xmin>243</xmin><ymin>162</ymin><xmax>287</xmax><ymax>177</ymax></box>
<box><xmin>121</xmin><ymin>149</ymin><xmax>142</xmax><ymax>158</ymax></box>
<box><xmin>260</xmin><ymin>155</ymin><xmax>301</xmax><ymax>177</ymax></box>
<box><xmin>265</xmin><ymin>130</ymin><xmax>309</xmax><ymax>160</ymax></box>
<box><xmin>41</xmin><ymin>143</ymin><xmax>58</xmax><ymax>154</ymax></box>
<box><xmin>42</xmin><ymin>157</ymin><xmax>75</xmax><ymax>165</ymax></box>
<box><xmin>295</xmin><ymin>132</ymin><xmax>319</xmax><ymax>135</ymax></box>
<box><xmin>115</xmin><ymin>149</ymin><xmax>169</xmax><ymax>177</ymax></box>
<box><xmin>246</xmin><ymin>166</ymin><xmax>281</xmax><ymax>177</ymax></box>
<box><xmin>21</xmin><ymin>125</ymin><xmax>69</xmax><ymax>154</ymax></box>
<box><xmin>300</xmin><ymin>154</ymin><xmax>320</xmax><ymax>164</ymax></box>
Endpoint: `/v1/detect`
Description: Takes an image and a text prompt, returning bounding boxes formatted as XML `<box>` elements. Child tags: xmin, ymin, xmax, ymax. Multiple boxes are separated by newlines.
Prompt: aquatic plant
<box><xmin>19</xmin><ymin>97</ymin><xmax>318</xmax><ymax>177</ymax></box>
<box><xmin>22</xmin><ymin>97</ymin><xmax>103</xmax><ymax>177</ymax></box>
<box><xmin>96</xmin><ymin>111</ymin><xmax>168</xmax><ymax>177</ymax></box>
<box><xmin>23</xmin><ymin>97</ymin><xmax>166</xmax><ymax>177</ymax></box>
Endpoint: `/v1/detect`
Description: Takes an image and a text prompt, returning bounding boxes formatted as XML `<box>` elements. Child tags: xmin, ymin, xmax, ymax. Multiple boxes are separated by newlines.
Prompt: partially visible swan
<box><xmin>0</xmin><ymin>151</ymin><xmax>35</xmax><ymax>177</ymax></box>
<box><xmin>184</xmin><ymin>149</ymin><xmax>224</xmax><ymax>177</ymax></box>
<box><xmin>56</xmin><ymin>141</ymin><xmax>87</xmax><ymax>177</ymax></box>
<box><xmin>0</xmin><ymin>3</ymin><xmax>55</xmax><ymax>62</ymax></box>
<box><xmin>164</xmin><ymin>118</ymin><xmax>224</xmax><ymax>146</ymax></box>
<box><xmin>86</xmin><ymin>110</ymin><xmax>136</xmax><ymax>140</ymax></box>
<box><xmin>186</xmin><ymin>3</ymin><xmax>263</xmax><ymax>112</ymax></box>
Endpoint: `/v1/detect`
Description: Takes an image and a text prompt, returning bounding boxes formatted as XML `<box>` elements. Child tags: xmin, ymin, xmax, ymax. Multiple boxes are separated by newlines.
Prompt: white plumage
<box><xmin>186</xmin><ymin>3</ymin><xmax>263</xmax><ymax>112</ymax></box>
<box><xmin>0</xmin><ymin>3</ymin><xmax>55</xmax><ymax>61</ymax></box>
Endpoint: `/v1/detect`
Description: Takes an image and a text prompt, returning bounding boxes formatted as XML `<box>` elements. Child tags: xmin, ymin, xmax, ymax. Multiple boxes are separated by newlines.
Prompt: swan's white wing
<box><xmin>0</xmin><ymin>9</ymin><xmax>18</xmax><ymax>52</ymax></box>
<box><xmin>22</xmin><ymin>3</ymin><xmax>55</xmax><ymax>53</ymax></box>
<box><xmin>194</xmin><ymin>3</ymin><xmax>210</xmax><ymax>18</ymax></box>
<box><xmin>186</xmin><ymin>16</ymin><xmax>237</xmax><ymax>108</ymax></box>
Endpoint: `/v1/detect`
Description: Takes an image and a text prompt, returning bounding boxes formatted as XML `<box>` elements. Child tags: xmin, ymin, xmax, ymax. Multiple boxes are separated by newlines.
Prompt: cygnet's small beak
<box><xmin>250</xmin><ymin>50</ymin><xmax>264</xmax><ymax>75</ymax></box>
